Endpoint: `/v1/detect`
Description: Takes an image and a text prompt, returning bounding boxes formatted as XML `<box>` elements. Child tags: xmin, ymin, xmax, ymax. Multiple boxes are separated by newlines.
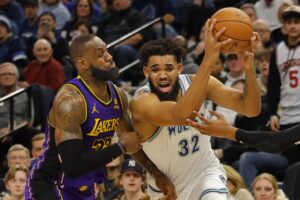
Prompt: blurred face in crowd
<box><xmin>31</xmin><ymin>138</ymin><xmax>44</xmax><ymax>159</ymax></box>
<box><xmin>24</xmin><ymin>4</ymin><xmax>38</xmax><ymax>20</ymax></box>
<box><xmin>76</xmin><ymin>0</ymin><xmax>91</xmax><ymax>18</ymax></box>
<box><xmin>33</xmin><ymin>39</ymin><xmax>53</xmax><ymax>63</ymax></box>
<box><xmin>284</xmin><ymin>17</ymin><xmax>300</xmax><ymax>39</ymax></box>
<box><xmin>226</xmin><ymin>55</ymin><xmax>244</xmax><ymax>77</ymax></box>
<box><xmin>0</xmin><ymin>23</ymin><xmax>9</xmax><ymax>40</ymax></box>
<box><xmin>0</xmin><ymin>64</ymin><xmax>18</xmax><ymax>88</ymax></box>
<box><xmin>256</xmin><ymin>55</ymin><xmax>270</xmax><ymax>77</ymax></box>
<box><xmin>119</xmin><ymin>171</ymin><xmax>144</xmax><ymax>193</ymax></box>
<box><xmin>39</xmin><ymin>14</ymin><xmax>56</xmax><ymax>31</ymax></box>
<box><xmin>253</xmin><ymin>20</ymin><xmax>271</xmax><ymax>45</ymax></box>
<box><xmin>112</xmin><ymin>0</ymin><xmax>131</xmax><ymax>12</ymax></box>
<box><xmin>6</xmin><ymin>170</ymin><xmax>27</xmax><ymax>198</ymax></box>
<box><xmin>253</xmin><ymin>178</ymin><xmax>276</xmax><ymax>200</ymax></box>
<box><xmin>7</xmin><ymin>150</ymin><xmax>30</xmax><ymax>168</ymax></box>
<box><xmin>241</xmin><ymin>6</ymin><xmax>257</xmax><ymax>21</ymax></box>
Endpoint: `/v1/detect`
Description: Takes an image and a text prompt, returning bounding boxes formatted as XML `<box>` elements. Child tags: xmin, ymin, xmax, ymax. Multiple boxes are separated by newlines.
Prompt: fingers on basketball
<box><xmin>211</xmin><ymin>7</ymin><xmax>253</xmax><ymax>54</ymax></box>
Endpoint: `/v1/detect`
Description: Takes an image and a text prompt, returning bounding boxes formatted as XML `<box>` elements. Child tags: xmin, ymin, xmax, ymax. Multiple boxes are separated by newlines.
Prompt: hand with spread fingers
<box><xmin>202</xmin><ymin>18</ymin><xmax>232</xmax><ymax>65</ymax></box>
<box><xmin>187</xmin><ymin>110</ymin><xmax>237</xmax><ymax>141</ymax></box>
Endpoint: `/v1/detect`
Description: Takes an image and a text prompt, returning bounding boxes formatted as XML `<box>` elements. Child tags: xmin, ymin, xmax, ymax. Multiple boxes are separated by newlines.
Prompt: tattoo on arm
<box><xmin>52</xmin><ymin>86</ymin><xmax>86</xmax><ymax>144</ymax></box>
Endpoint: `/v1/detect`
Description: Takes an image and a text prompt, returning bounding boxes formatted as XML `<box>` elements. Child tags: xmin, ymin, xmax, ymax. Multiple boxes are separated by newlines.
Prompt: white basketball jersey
<box><xmin>276</xmin><ymin>42</ymin><xmax>300</xmax><ymax>124</ymax></box>
<box><xmin>137</xmin><ymin>75</ymin><xmax>222</xmax><ymax>195</ymax></box>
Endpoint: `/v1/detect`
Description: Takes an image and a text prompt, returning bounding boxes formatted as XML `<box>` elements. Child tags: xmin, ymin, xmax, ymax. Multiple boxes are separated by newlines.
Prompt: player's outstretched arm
<box><xmin>187</xmin><ymin>110</ymin><xmax>300</xmax><ymax>153</ymax></box>
<box><xmin>130</xmin><ymin>19</ymin><xmax>232</xmax><ymax>127</ymax></box>
<box><xmin>207</xmin><ymin>33</ymin><xmax>261</xmax><ymax>117</ymax></box>
<box><xmin>50</xmin><ymin>86</ymin><xmax>131</xmax><ymax>178</ymax></box>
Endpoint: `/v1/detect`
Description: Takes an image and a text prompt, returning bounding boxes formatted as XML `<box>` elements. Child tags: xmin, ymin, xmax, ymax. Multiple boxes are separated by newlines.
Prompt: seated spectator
<box><xmin>19</xmin><ymin>0</ymin><xmax>39</xmax><ymax>41</ymax></box>
<box><xmin>25</xmin><ymin>11</ymin><xmax>70</xmax><ymax>64</ymax></box>
<box><xmin>240</xmin><ymin>3</ymin><xmax>257</xmax><ymax>22</ymax></box>
<box><xmin>0</xmin><ymin>0</ymin><xmax>25</xmax><ymax>30</ymax></box>
<box><xmin>95</xmin><ymin>157</ymin><xmax>123</xmax><ymax>200</ymax></box>
<box><xmin>0</xmin><ymin>62</ymin><xmax>30</xmax><ymax>133</ymax></box>
<box><xmin>0</xmin><ymin>15</ymin><xmax>28</xmax><ymax>73</ymax></box>
<box><xmin>38</xmin><ymin>0</ymin><xmax>71</xmax><ymax>31</ymax></box>
<box><xmin>224</xmin><ymin>164</ymin><xmax>253</xmax><ymax>200</ymax></box>
<box><xmin>117</xmin><ymin>158</ymin><xmax>149</xmax><ymax>200</ymax></box>
<box><xmin>172</xmin><ymin>35</ymin><xmax>199</xmax><ymax>74</ymax></box>
<box><xmin>131</xmin><ymin>0</ymin><xmax>178</xmax><ymax>38</ymax></box>
<box><xmin>253</xmin><ymin>19</ymin><xmax>275</xmax><ymax>49</ymax></box>
<box><xmin>61</xmin><ymin>0</ymin><xmax>99</xmax><ymax>42</ymax></box>
<box><xmin>0</xmin><ymin>164</ymin><xmax>28</xmax><ymax>200</ymax></box>
<box><xmin>252</xmin><ymin>173</ymin><xmax>289</xmax><ymax>200</ymax></box>
<box><xmin>29</xmin><ymin>133</ymin><xmax>45</xmax><ymax>168</ymax></box>
<box><xmin>97</xmin><ymin>0</ymin><xmax>152</xmax><ymax>85</ymax></box>
<box><xmin>0</xmin><ymin>144</ymin><xmax>31</xmax><ymax>182</ymax></box>
<box><xmin>23</xmin><ymin>39</ymin><xmax>65</xmax><ymax>93</ymax></box>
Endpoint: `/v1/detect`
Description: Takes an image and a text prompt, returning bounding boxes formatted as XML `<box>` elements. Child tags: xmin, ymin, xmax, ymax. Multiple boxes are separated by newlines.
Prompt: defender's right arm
<box><xmin>50</xmin><ymin>85</ymin><xmax>126</xmax><ymax>178</ymax></box>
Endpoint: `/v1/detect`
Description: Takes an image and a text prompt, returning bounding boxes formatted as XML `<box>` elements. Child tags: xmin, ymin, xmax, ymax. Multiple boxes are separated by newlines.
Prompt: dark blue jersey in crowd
<box><xmin>25</xmin><ymin>76</ymin><xmax>123</xmax><ymax>200</ymax></box>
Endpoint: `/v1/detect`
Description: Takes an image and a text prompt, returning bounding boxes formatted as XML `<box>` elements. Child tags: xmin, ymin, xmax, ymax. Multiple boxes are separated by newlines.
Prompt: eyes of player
<box><xmin>150</xmin><ymin>65</ymin><xmax>174</xmax><ymax>73</ymax></box>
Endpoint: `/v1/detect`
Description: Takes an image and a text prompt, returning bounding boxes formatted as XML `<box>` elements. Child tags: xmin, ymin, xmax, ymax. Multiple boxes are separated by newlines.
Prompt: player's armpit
<box><xmin>49</xmin><ymin>85</ymin><xmax>86</xmax><ymax>145</ymax></box>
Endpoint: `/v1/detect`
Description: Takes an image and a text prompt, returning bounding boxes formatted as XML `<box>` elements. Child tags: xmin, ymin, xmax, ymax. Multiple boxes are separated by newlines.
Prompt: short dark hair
<box><xmin>70</xmin><ymin>34</ymin><xmax>95</xmax><ymax>59</ymax></box>
<box><xmin>139</xmin><ymin>38</ymin><xmax>184</xmax><ymax>67</ymax></box>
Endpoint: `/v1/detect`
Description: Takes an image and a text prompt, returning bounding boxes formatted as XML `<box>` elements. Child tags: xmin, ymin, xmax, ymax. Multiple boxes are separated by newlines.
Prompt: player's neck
<box><xmin>80</xmin><ymin>75</ymin><xmax>110</xmax><ymax>101</ymax></box>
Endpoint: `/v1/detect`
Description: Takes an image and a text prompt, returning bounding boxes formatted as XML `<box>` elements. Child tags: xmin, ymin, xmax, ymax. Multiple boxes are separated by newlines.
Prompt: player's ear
<box><xmin>143</xmin><ymin>66</ymin><xmax>149</xmax><ymax>78</ymax></box>
<box><xmin>177</xmin><ymin>63</ymin><xmax>183</xmax><ymax>74</ymax></box>
<box><xmin>76</xmin><ymin>57</ymin><xmax>88</xmax><ymax>69</ymax></box>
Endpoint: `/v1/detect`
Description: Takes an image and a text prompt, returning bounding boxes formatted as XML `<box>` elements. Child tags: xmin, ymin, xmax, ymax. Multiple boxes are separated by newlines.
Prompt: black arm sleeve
<box><xmin>57</xmin><ymin>139</ymin><xmax>124</xmax><ymax>178</ymax></box>
<box><xmin>235</xmin><ymin>125</ymin><xmax>300</xmax><ymax>153</ymax></box>
<box><xmin>267</xmin><ymin>49</ymin><xmax>281</xmax><ymax>116</ymax></box>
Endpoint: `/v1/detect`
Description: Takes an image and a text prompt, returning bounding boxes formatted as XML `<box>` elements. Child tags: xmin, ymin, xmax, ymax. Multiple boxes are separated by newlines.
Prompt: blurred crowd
<box><xmin>0</xmin><ymin>0</ymin><xmax>300</xmax><ymax>199</ymax></box>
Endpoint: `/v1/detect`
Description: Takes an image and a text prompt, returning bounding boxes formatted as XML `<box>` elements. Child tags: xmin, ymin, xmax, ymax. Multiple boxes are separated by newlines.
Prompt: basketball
<box><xmin>211</xmin><ymin>7</ymin><xmax>253</xmax><ymax>53</ymax></box>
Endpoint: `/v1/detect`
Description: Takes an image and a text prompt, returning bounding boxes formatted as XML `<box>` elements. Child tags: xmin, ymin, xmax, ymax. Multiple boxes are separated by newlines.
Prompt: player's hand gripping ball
<box><xmin>212</xmin><ymin>7</ymin><xmax>253</xmax><ymax>54</ymax></box>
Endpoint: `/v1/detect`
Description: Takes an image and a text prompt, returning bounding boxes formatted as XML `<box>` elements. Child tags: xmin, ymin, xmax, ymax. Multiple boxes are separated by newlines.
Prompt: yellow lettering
<box><xmin>87</xmin><ymin>118</ymin><xmax>120</xmax><ymax>136</ymax></box>
<box><xmin>86</xmin><ymin>118</ymin><xmax>100</xmax><ymax>136</ymax></box>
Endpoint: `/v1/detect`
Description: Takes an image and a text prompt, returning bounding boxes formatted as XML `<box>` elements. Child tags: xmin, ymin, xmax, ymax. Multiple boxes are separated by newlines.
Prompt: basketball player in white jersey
<box><xmin>130</xmin><ymin>19</ymin><xmax>261</xmax><ymax>200</ymax></box>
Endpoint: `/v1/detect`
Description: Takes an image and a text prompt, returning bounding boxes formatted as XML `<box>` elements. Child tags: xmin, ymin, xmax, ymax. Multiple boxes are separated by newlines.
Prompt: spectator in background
<box><xmin>25</xmin><ymin>11</ymin><xmax>70</xmax><ymax>64</ymax></box>
<box><xmin>172</xmin><ymin>35</ymin><xmax>199</xmax><ymax>74</ymax></box>
<box><xmin>6</xmin><ymin>144</ymin><xmax>31</xmax><ymax>171</ymax></box>
<box><xmin>255</xmin><ymin>0</ymin><xmax>283</xmax><ymax>31</ymax></box>
<box><xmin>30</xmin><ymin>133</ymin><xmax>45</xmax><ymax>168</ymax></box>
<box><xmin>183</xmin><ymin>0</ymin><xmax>214</xmax><ymax>45</ymax></box>
<box><xmin>38</xmin><ymin>0</ymin><xmax>71</xmax><ymax>31</ymax></box>
<box><xmin>30</xmin><ymin>133</ymin><xmax>45</xmax><ymax>160</ymax></box>
<box><xmin>19</xmin><ymin>0</ymin><xmax>39</xmax><ymax>41</ymax></box>
<box><xmin>61</xmin><ymin>0</ymin><xmax>99</xmax><ymax>42</ymax></box>
<box><xmin>253</xmin><ymin>19</ymin><xmax>275</xmax><ymax>49</ymax></box>
<box><xmin>1</xmin><ymin>164</ymin><xmax>29</xmax><ymax>200</ymax></box>
<box><xmin>0</xmin><ymin>0</ymin><xmax>25</xmax><ymax>32</ymax></box>
<box><xmin>23</xmin><ymin>39</ymin><xmax>65</xmax><ymax>93</ymax></box>
<box><xmin>131</xmin><ymin>0</ymin><xmax>178</xmax><ymax>38</ymax></box>
<box><xmin>0</xmin><ymin>63</ymin><xmax>29</xmax><ymax>134</ymax></box>
<box><xmin>97</xmin><ymin>0</ymin><xmax>152</xmax><ymax>85</ymax></box>
<box><xmin>0</xmin><ymin>15</ymin><xmax>28</xmax><ymax>72</ymax></box>
<box><xmin>223</xmin><ymin>164</ymin><xmax>253</xmax><ymax>200</ymax></box>
<box><xmin>272</xmin><ymin>0</ymin><xmax>294</xmax><ymax>44</ymax></box>
<box><xmin>240</xmin><ymin>3</ymin><xmax>257</xmax><ymax>22</ymax></box>
<box><xmin>117</xmin><ymin>158</ymin><xmax>149</xmax><ymax>200</ymax></box>
<box><xmin>252</xmin><ymin>173</ymin><xmax>289</xmax><ymax>200</ymax></box>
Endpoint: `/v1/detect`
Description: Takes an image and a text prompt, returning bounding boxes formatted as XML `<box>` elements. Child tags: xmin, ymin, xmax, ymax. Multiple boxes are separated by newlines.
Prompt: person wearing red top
<box><xmin>23</xmin><ymin>38</ymin><xmax>65</xmax><ymax>92</ymax></box>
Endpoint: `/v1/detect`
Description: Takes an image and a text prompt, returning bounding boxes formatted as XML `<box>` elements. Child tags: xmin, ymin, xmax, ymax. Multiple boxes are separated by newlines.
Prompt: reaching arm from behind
<box><xmin>187</xmin><ymin>110</ymin><xmax>300</xmax><ymax>153</ymax></box>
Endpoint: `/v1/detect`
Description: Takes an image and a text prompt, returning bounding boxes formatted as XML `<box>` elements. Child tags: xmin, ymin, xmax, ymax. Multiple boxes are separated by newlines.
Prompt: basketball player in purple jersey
<box><xmin>25</xmin><ymin>34</ymin><xmax>175</xmax><ymax>200</ymax></box>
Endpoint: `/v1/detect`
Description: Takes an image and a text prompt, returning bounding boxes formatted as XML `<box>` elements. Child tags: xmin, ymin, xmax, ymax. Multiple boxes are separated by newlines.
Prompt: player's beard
<box><xmin>149</xmin><ymin>77</ymin><xmax>180</xmax><ymax>101</ymax></box>
<box><xmin>90</xmin><ymin>64</ymin><xmax>119</xmax><ymax>81</ymax></box>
